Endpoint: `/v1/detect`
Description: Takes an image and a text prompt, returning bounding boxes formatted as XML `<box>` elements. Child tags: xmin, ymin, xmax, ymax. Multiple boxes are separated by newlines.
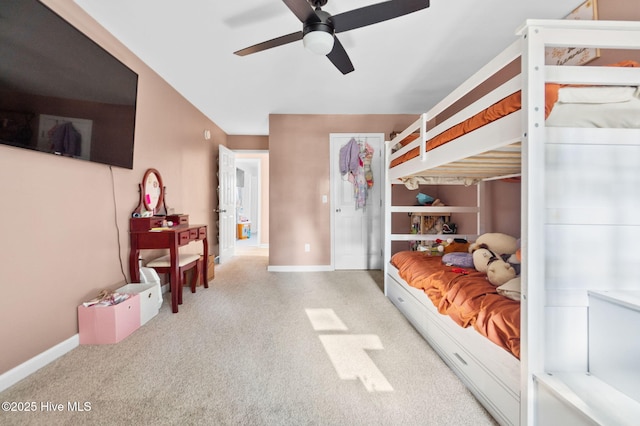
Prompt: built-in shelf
<box><xmin>390</xmin><ymin>206</ymin><xmax>479</xmax><ymax>214</ymax></box>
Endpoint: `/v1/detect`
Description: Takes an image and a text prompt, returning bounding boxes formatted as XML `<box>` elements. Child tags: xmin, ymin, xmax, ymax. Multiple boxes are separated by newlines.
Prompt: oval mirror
<box><xmin>142</xmin><ymin>168</ymin><xmax>163</xmax><ymax>212</ymax></box>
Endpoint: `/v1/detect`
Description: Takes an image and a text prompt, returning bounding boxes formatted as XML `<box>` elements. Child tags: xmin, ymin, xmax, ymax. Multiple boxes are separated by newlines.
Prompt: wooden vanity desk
<box><xmin>129</xmin><ymin>217</ymin><xmax>208</xmax><ymax>313</ymax></box>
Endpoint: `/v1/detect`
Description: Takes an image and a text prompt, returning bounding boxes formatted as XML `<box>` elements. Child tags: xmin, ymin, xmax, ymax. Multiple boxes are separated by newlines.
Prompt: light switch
<box><xmin>322</xmin><ymin>195</ymin><xmax>328</xmax><ymax>204</ymax></box>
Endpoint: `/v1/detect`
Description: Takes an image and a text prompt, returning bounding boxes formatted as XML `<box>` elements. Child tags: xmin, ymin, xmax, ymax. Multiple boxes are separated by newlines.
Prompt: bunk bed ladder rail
<box><xmin>387</xmin><ymin>114</ymin><xmax>427</xmax><ymax>166</ymax></box>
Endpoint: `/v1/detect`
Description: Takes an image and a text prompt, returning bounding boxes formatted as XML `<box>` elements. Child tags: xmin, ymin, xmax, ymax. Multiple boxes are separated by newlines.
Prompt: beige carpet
<box><xmin>0</xmin><ymin>254</ymin><xmax>497</xmax><ymax>426</ymax></box>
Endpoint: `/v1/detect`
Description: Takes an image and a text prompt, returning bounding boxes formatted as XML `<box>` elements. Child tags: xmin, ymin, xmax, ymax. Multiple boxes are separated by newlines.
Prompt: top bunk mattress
<box><xmin>390</xmin><ymin>60</ymin><xmax>640</xmax><ymax>170</ymax></box>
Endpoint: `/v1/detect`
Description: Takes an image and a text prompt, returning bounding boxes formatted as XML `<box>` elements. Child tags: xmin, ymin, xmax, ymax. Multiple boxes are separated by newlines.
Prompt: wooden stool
<box><xmin>146</xmin><ymin>254</ymin><xmax>203</xmax><ymax>311</ymax></box>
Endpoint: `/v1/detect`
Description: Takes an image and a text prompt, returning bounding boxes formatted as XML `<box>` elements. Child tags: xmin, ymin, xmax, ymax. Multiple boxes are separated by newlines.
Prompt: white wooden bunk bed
<box><xmin>383</xmin><ymin>20</ymin><xmax>640</xmax><ymax>426</ymax></box>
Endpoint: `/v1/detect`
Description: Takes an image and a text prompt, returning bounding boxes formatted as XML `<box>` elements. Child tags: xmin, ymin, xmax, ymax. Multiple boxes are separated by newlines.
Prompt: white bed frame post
<box><xmin>383</xmin><ymin>136</ymin><xmax>393</xmax><ymax>294</ymax></box>
<box><xmin>519</xmin><ymin>21</ymin><xmax>547</xmax><ymax>426</ymax></box>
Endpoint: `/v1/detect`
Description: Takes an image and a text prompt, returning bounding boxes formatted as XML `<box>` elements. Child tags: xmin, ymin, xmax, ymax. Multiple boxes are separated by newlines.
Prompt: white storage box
<box><xmin>116</xmin><ymin>281</ymin><xmax>162</xmax><ymax>325</ymax></box>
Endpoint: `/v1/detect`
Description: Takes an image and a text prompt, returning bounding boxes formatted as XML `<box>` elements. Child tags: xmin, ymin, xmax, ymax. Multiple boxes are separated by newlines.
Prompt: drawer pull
<box><xmin>397</xmin><ymin>297</ymin><xmax>404</xmax><ymax>303</ymax></box>
<box><xmin>453</xmin><ymin>352</ymin><xmax>468</xmax><ymax>366</ymax></box>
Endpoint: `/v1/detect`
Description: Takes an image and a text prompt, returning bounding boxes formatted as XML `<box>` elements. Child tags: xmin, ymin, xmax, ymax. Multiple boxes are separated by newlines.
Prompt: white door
<box><xmin>218</xmin><ymin>145</ymin><xmax>236</xmax><ymax>264</ymax></box>
<box><xmin>331</xmin><ymin>133</ymin><xmax>383</xmax><ymax>270</ymax></box>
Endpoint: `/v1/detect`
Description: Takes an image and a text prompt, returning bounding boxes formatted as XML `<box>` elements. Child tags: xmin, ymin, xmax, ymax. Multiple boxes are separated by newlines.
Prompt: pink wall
<box><xmin>268</xmin><ymin>114</ymin><xmax>418</xmax><ymax>266</ymax></box>
<box><xmin>228</xmin><ymin>135</ymin><xmax>269</xmax><ymax>151</ymax></box>
<box><xmin>0</xmin><ymin>0</ymin><xmax>226</xmax><ymax>375</ymax></box>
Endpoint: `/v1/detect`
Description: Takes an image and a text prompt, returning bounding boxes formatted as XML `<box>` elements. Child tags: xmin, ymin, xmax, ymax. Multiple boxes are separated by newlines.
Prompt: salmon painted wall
<box><xmin>0</xmin><ymin>0</ymin><xmax>227</xmax><ymax>375</ymax></box>
<box><xmin>268</xmin><ymin>114</ymin><xmax>418</xmax><ymax>267</ymax></box>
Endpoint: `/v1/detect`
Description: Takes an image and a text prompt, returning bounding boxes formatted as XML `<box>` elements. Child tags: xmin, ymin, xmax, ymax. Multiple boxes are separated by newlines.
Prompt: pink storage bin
<box><xmin>78</xmin><ymin>294</ymin><xmax>140</xmax><ymax>344</ymax></box>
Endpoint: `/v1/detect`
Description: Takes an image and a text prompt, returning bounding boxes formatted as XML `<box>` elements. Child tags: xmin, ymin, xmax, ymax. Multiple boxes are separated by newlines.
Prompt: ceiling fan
<box><xmin>234</xmin><ymin>0</ymin><xmax>430</xmax><ymax>75</ymax></box>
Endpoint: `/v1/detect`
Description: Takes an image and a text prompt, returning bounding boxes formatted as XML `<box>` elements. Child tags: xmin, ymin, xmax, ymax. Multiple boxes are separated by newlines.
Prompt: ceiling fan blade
<box><xmin>326</xmin><ymin>36</ymin><xmax>354</xmax><ymax>75</ymax></box>
<box><xmin>332</xmin><ymin>0</ymin><xmax>429</xmax><ymax>34</ymax></box>
<box><xmin>234</xmin><ymin>31</ymin><xmax>303</xmax><ymax>56</ymax></box>
<box><xmin>282</xmin><ymin>0</ymin><xmax>320</xmax><ymax>23</ymax></box>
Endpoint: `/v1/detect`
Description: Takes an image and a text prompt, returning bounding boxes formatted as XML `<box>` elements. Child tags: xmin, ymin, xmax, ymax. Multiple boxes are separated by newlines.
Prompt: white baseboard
<box><xmin>267</xmin><ymin>265</ymin><xmax>333</xmax><ymax>272</ymax></box>
<box><xmin>0</xmin><ymin>334</ymin><xmax>79</xmax><ymax>393</ymax></box>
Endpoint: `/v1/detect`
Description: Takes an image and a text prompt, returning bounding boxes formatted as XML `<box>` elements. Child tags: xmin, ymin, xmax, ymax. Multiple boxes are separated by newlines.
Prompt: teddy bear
<box><xmin>486</xmin><ymin>257</ymin><xmax>517</xmax><ymax>286</ymax></box>
<box><xmin>472</xmin><ymin>245</ymin><xmax>494</xmax><ymax>273</ymax></box>
<box><xmin>469</xmin><ymin>232</ymin><xmax>518</xmax><ymax>258</ymax></box>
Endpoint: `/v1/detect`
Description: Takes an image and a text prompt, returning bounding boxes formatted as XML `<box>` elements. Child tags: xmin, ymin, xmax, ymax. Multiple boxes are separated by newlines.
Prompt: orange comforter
<box><xmin>390</xmin><ymin>60</ymin><xmax>640</xmax><ymax>168</ymax></box>
<box><xmin>390</xmin><ymin>87</ymin><xmax>556</xmax><ymax>168</ymax></box>
<box><xmin>391</xmin><ymin>251</ymin><xmax>520</xmax><ymax>359</ymax></box>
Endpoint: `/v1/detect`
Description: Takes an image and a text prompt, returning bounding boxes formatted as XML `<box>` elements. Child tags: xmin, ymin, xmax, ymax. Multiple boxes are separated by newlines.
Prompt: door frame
<box><xmin>329</xmin><ymin>133</ymin><xmax>385</xmax><ymax>270</ymax></box>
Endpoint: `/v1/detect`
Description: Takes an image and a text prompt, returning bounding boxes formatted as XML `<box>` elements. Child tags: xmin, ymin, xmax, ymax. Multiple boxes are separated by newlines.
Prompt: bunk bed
<box><xmin>384</xmin><ymin>20</ymin><xmax>640</xmax><ymax>426</ymax></box>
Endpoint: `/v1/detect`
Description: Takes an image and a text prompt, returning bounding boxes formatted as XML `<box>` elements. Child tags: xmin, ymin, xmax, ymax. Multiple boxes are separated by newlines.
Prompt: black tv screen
<box><xmin>0</xmin><ymin>0</ymin><xmax>138</xmax><ymax>169</ymax></box>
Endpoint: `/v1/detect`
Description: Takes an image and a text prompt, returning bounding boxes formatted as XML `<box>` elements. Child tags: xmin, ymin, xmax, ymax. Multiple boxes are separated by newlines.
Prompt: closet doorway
<box><xmin>330</xmin><ymin>133</ymin><xmax>383</xmax><ymax>270</ymax></box>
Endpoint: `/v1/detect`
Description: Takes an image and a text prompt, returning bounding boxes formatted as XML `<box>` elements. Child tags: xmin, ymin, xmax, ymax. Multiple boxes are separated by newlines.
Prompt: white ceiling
<box><xmin>74</xmin><ymin>0</ymin><xmax>583</xmax><ymax>136</ymax></box>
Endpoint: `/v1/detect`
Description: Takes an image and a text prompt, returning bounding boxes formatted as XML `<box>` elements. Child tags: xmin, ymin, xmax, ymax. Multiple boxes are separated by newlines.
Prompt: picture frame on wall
<box><xmin>545</xmin><ymin>0</ymin><xmax>600</xmax><ymax>66</ymax></box>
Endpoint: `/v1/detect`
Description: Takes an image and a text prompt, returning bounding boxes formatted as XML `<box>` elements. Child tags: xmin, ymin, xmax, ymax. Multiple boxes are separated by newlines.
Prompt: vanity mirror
<box><xmin>132</xmin><ymin>168</ymin><xmax>168</xmax><ymax>216</ymax></box>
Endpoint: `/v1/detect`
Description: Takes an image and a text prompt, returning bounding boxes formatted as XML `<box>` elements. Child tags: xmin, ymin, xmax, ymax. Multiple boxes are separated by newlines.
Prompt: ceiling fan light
<box><xmin>303</xmin><ymin>30</ymin><xmax>334</xmax><ymax>55</ymax></box>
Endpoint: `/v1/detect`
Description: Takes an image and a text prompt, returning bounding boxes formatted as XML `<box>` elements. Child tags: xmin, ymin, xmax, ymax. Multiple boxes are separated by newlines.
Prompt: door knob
<box><xmin>336</xmin><ymin>208</ymin><xmax>341</xmax><ymax>213</ymax></box>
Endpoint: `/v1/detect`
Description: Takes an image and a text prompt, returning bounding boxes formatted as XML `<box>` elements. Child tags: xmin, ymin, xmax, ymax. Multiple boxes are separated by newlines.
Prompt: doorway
<box><xmin>235</xmin><ymin>152</ymin><xmax>269</xmax><ymax>256</ymax></box>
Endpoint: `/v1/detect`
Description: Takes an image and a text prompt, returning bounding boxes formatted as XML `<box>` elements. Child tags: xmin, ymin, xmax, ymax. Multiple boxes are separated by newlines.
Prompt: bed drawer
<box><xmin>386</xmin><ymin>274</ymin><xmax>428</xmax><ymax>337</ymax></box>
<box><xmin>427</xmin><ymin>318</ymin><xmax>519</xmax><ymax>426</ymax></box>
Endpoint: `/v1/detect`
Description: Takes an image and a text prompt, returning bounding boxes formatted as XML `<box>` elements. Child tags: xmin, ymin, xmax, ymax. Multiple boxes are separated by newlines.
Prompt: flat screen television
<box><xmin>0</xmin><ymin>0</ymin><xmax>138</xmax><ymax>169</ymax></box>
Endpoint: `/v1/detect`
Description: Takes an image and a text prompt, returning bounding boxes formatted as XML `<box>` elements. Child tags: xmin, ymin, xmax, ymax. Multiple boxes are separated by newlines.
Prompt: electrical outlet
<box><xmin>304</xmin><ymin>243</ymin><xmax>311</xmax><ymax>252</ymax></box>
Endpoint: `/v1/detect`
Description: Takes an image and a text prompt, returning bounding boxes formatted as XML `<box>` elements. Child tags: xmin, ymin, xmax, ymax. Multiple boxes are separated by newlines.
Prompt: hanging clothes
<box><xmin>339</xmin><ymin>138</ymin><xmax>375</xmax><ymax>210</ymax></box>
<box><xmin>339</xmin><ymin>138</ymin><xmax>360</xmax><ymax>177</ymax></box>
<box><xmin>363</xmin><ymin>142</ymin><xmax>374</xmax><ymax>188</ymax></box>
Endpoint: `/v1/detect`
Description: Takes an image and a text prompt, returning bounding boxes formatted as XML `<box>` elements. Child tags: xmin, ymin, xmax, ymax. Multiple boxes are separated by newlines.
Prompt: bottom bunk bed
<box><xmin>386</xmin><ymin>252</ymin><xmax>520</xmax><ymax>426</ymax></box>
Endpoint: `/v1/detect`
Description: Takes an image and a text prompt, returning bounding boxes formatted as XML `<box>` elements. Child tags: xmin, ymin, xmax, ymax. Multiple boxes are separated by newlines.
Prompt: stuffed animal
<box><xmin>487</xmin><ymin>258</ymin><xmax>517</xmax><ymax>286</ymax></box>
<box><xmin>469</xmin><ymin>233</ymin><xmax>518</xmax><ymax>257</ymax></box>
<box><xmin>472</xmin><ymin>246</ymin><xmax>494</xmax><ymax>273</ymax></box>
<box><xmin>437</xmin><ymin>238</ymin><xmax>470</xmax><ymax>254</ymax></box>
